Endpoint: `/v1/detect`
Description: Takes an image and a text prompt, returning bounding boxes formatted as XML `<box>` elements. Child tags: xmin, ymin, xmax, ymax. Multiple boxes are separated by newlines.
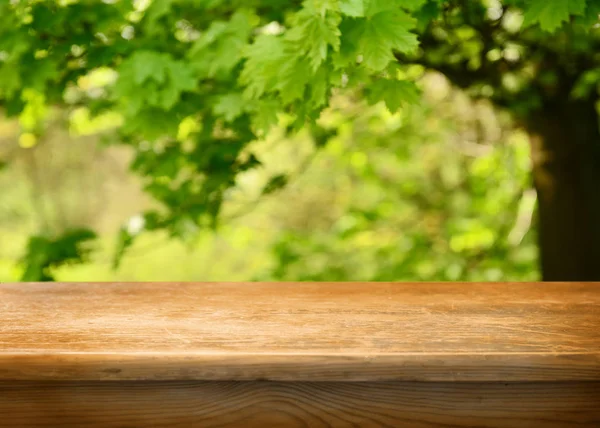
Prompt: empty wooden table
<box><xmin>1</xmin><ymin>282</ymin><xmax>599</xmax><ymax>427</ymax></box>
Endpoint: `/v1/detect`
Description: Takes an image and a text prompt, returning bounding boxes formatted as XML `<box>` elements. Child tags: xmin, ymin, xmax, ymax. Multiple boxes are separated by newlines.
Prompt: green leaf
<box><xmin>240</xmin><ymin>34</ymin><xmax>286</xmax><ymax>99</ymax></box>
<box><xmin>275</xmin><ymin>55</ymin><xmax>313</xmax><ymax>103</ymax></box>
<box><xmin>523</xmin><ymin>0</ymin><xmax>587</xmax><ymax>32</ymax></box>
<box><xmin>366</xmin><ymin>78</ymin><xmax>421</xmax><ymax>112</ymax></box>
<box><xmin>413</xmin><ymin>0</ymin><xmax>441</xmax><ymax>30</ymax></box>
<box><xmin>249</xmin><ymin>98</ymin><xmax>280</xmax><ymax>134</ymax></box>
<box><xmin>365</xmin><ymin>0</ymin><xmax>396</xmax><ymax>16</ymax></box>
<box><xmin>143</xmin><ymin>0</ymin><xmax>176</xmax><ymax>33</ymax></box>
<box><xmin>309</xmin><ymin>64</ymin><xmax>331</xmax><ymax>106</ymax></box>
<box><xmin>20</xmin><ymin>229</ymin><xmax>97</xmax><ymax>282</ymax></box>
<box><xmin>115</xmin><ymin>53</ymin><xmax>196</xmax><ymax>112</ymax></box>
<box><xmin>364</xmin><ymin>0</ymin><xmax>426</xmax><ymax>16</ymax></box>
<box><xmin>340</xmin><ymin>0</ymin><xmax>365</xmax><ymax>17</ymax></box>
<box><xmin>165</xmin><ymin>61</ymin><xmax>197</xmax><ymax>92</ymax></box>
<box><xmin>356</xmin><ymin>9</ymin><xmax>419</xmax><ymax>71</ymax></box>
<box><xmin>213</xmin><ymin>92</ymin><xmax>246</xmax><ymax>122</ymax></box>
<box><xmin>131</xmin><ymin>51</ymin><xmax>168</xmax><ymax>85</ymax></box>
<box><xmin>262</xmin><ymin>174</ymin><xmax>289</xmax><ymax>194</ymax></box>
<box><xmin>188</xmin><ymin>10</ymin><xmax>255</xmax><ymax>78</ymax></box>
<box><xmin>121</xmin><ymin>108</ymin><xmax>181</xmax><ymax>140</ymax></box>
<box><xmin>398</xmin><ymin>0</ymin><xmax>429</xmax><ymax>12</ymax></box>
<box><xmin>286</xmin><ymin>8</ymin><xmax>342</xmax><ymax>70</ymax></box>
<box><xmin>158</xmin><ymin>83</ymin><xmax>180</xmax><ymax>110</ymax></box>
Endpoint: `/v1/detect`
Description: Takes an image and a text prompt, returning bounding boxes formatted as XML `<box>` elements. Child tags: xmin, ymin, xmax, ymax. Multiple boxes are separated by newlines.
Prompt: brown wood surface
<box><xmin>1</xmin><ymin>380</ymin><xmax>599</xmax><ymax>427</ymax></box>
<box><xmin>1</xmin><ymin>282</ymin><xmax>599</xmax><ymax>382</ymax></box>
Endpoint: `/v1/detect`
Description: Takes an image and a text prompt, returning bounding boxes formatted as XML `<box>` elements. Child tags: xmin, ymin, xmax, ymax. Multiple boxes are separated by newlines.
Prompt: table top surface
<box><xmin>1</xmin><ymin>282</ymin><xmax>599</xmax><ymax>381</ymax></box>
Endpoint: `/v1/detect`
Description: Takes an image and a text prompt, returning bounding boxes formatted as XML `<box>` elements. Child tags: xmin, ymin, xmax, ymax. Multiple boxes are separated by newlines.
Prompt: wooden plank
<box><xmin>1</xmin><ymin>282</ymin><xmax>599</xmax><ymax>381</ymax></box>
<box><xmin>1</xmin><ymin>380</ymin><xmax>599</xmax><ymax>427</ymax></box>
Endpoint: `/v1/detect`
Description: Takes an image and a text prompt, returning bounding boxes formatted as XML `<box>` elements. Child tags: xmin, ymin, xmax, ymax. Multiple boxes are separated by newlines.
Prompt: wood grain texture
<box><xmin>1</xmin><ymin>380</ymin><xmax>599</xmax><ymax>427</ymax></box>
<box><xmin>1</xmin><ymin>282</ymin><xmax>599</xmax><ymax>381</ymax></box>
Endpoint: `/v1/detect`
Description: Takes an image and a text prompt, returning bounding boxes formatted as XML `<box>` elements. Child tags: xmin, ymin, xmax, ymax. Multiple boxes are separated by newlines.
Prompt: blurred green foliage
<box><xmin>0</xmin><ymin>76</ymin><xmax>538</xmax><ymax>281</ymax></box>
<box><xmin>20</xmin><ymin>229</ymin><xmax>97</xmax><ymax>281</ymax></box>
<box><xmin>261</xmin><ymin>83</ymin><xmax>538</xmax><ymax>281</ymax></box>
<box><xmin>0</xmin><ymin>0</ymin><xmax>598</xmax><ymax>281</ymax></box>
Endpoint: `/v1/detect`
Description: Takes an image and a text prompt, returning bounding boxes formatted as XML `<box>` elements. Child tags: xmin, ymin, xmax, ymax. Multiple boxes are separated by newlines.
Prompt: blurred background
<box><xmin>0</xmin><ymin>70</ymin><xmax>538</xmax><ymax>282</ymax></box>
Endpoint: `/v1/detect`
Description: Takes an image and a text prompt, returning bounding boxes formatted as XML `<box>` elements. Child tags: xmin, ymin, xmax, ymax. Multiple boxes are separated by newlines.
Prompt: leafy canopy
<box><xmin>0</xmin><ymin>0</ymin><xmax>598</xmax><ymax>277</ymax></box>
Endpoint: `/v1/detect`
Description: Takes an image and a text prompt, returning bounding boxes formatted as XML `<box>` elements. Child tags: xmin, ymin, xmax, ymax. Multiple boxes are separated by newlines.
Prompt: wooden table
<box><xmin>1</xmin><ymin>282</ymin><xmax>599</xmax><ymax>427</ymax></box>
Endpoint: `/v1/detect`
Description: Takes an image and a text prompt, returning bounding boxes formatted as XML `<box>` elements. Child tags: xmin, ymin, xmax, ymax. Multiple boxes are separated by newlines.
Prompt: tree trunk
<box><xmin>526</xmin><ymin>100</ymin><xmax>600</xmax><ymax>281</ymax></box>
